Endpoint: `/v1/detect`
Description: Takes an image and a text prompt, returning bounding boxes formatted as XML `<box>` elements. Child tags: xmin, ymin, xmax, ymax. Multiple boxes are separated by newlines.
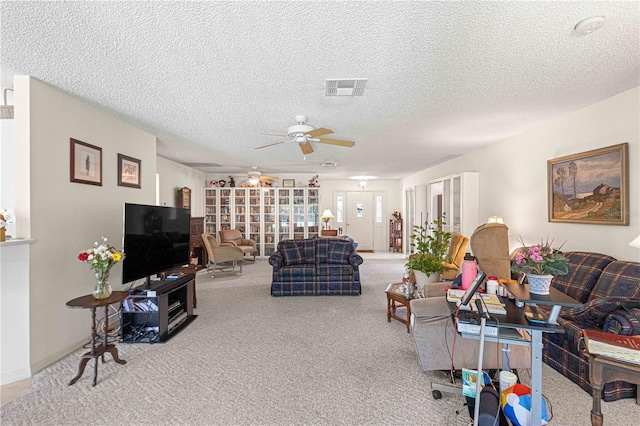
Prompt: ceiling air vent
<box><xmin>326</xmin><ymin>78</ymin><xmax>368</xmax><ymax>96</ymax></box>
<box><xmin>182</xmin><ymin>162</ymin><xmax>222</xmax><ymax>168</ymax></box>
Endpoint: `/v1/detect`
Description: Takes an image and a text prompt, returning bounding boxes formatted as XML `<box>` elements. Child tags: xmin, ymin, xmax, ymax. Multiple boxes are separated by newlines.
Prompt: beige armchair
<box><xmin>201</xmin><ymin>233</ymin><xmax>244</xmax><ymax>277</ymax></box>
<box><xmin>409</xmin><ymin>223</ymin><xmax>531</xmax><ymax>372</ymax></box>
<box><xmin>442</xmin><ymin>232</ymin><xmax>470</xmax><ymax>280</ymax></box>
<box><xmin>218</xmin><ymin>229</ymin><xmax>257</xmax><ymax>262</ymax></box>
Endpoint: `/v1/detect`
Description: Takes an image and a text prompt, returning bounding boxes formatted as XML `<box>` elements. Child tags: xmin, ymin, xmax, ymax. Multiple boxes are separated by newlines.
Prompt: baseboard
<box><xmin>358</xmin><ymin>250</ymin><xmax>374</xmax><ymax>253</ymax></box>
<box><xmin>0</xmin><ymin>367</ymin><xmax>31</xmax><ymax>387</ymax></box>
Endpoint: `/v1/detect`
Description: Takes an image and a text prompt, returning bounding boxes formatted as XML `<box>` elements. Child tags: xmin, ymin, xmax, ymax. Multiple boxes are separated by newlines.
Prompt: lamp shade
<box><xmin>630</xmin><ymin>234</ymin><xmax>640</xmax><ymax>249</ymax></box>
<box><xmin>487</xmin><ymin>216</ymin><xmax>503</xmax><ymax>224</ymax></box>
<box><xmin>321</xmin><ymin>209</ymin><xmax>334</xmax><ymax>220</ymax></box>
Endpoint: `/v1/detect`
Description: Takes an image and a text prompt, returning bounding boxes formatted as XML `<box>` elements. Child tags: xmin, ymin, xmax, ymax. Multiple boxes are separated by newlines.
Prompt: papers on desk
<box><xmin>448</xmin><ymin>289</ymin><xmax>507</xmax><ymax>315</ymax></box>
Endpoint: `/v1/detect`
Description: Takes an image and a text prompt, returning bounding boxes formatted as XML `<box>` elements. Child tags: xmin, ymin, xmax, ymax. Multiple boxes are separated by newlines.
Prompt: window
<box><xmin>337</xmin><ymin>195</ymin><xmax>344</xmax><ymax>222</ymax></box>
<box><xmin>376</xmin><ymin>195</ymin><xmax>382</xmax><ymax>222</ymax></box>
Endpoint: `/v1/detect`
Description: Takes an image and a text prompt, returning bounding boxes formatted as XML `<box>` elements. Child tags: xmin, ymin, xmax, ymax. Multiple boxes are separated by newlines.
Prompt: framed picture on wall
<box><xmin>70</xmin><ymin>138</ymin><xmax>102</xmax><ymax>186</ymax></box>
<box><xmin>117</xmin><ymin>154</ymin><xmax>141</xmax><ymax>188</ymax></box>
<box><xmin>547</xmin><ymin>143</ymin><xmax>628</xmax><ymax>225</ymax></box>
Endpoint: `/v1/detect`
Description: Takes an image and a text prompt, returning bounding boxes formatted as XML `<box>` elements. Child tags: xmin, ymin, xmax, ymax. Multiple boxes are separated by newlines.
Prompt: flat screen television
<box><xmin>122</xmin><ymin>203</ymin><xmax>191</xmax><ymax>285</ymax></box>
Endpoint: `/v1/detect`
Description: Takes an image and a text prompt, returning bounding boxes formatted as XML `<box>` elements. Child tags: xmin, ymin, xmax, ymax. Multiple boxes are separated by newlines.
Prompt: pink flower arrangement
<box><xmin>511</xmin><ymin>237</ymin><xmax>568</xmax><ymax>276</ymax></box>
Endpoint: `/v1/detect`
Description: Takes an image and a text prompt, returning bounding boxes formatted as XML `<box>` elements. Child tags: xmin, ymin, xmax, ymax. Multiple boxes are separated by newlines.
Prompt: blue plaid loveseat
<box><xmin>536</xmin><ymin>252</ymin><xmax>640</xmax><ymax>402</ymax></box>
<box><xmin>269</xmin><ymin>237</ymin><xmax>363</xmax><ymax>296</ymax></box>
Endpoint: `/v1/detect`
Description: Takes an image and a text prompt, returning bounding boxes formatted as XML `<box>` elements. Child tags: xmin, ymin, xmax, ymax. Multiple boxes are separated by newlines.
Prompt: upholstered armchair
<box><xmin>409</xmin><ymin>223</ymin><xmax>531</xmax><ymax>371</ymax></box>
<box><xmin>218</xmin><ymin>229</ymin><xmax>257</xmax><ymax>262</ymax></box>
<box><xmin>201</xmin><ymin>233</ymin><xmax>244</xmax><ymax>277</ymax></box>
<box><xmin>441</xmin><ymin>232</ymin><xmax>470</xmax><ymax>280</ymax></box>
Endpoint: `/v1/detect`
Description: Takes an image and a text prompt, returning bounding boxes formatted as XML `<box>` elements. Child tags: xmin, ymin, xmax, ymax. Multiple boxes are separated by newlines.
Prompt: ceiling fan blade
<box><xmin>255</xmin><ymin>140</ymin><xmax>285</xmax><ymax>149</ymax></box>
<box><xmin>316</xmin><ymin>137</ymin><xmax>356</xmax><ymax>148</ymax></box>
<box><xmin>305</xmin><ymin>127</ymin><xmax>333</xmax><ymax>138</ymax></box>
<box><xmin>299</xmin><ymin>141</ymin><xmax>314</xmax><ymax>155</ymax></box>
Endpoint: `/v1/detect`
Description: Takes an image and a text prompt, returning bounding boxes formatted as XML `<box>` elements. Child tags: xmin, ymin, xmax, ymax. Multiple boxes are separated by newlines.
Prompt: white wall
<box><xmin>403</xmin><ymin>86</ymin><xmax>640</xmax><ymax>262</ymax></box>
<box><xmin>17</xmin><ymin>77</ymin><xmax>157</xmax><ymax>374</ymax></box>
<box><xmin>156</xmin><ymin>156</ymin><xmax>206</xmax><ymax>216</ymax></box>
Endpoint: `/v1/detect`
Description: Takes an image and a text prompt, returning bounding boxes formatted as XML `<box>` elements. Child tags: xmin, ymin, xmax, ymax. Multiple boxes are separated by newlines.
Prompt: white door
<box><xmin>346</xmin><ymin>191</ymin><xmax>373</xmax><ymax>251</ymax></box>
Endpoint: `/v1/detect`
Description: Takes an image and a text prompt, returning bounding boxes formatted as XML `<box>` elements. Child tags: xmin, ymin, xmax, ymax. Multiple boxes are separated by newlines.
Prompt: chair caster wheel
<box><xmin>432</xmin><ymin>390</ymin><xmax>442</xmax><ymax>400</ymax></box>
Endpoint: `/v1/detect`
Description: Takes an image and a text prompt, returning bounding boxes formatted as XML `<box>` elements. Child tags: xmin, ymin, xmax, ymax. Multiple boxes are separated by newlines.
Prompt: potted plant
<box><xmin>511</xmin><ymin>237</ymin><xmax>568</xmax><ymax>295</ymax></box>
<box><xmin>405</xmin><ymin>215</ymin><xmax>452</xmax><ymax>284</ymax></box>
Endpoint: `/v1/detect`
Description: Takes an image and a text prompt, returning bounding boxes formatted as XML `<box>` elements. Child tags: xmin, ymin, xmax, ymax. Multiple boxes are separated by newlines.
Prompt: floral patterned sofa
<box><xmin>536</xmin><ymin>251</ymin><xmax>640</xmax><ymax>402</ymax></box>
<box><xmin>269</xmin><ymin>237</ymin><xmax>363</xmax><ymax>296</ymax></box>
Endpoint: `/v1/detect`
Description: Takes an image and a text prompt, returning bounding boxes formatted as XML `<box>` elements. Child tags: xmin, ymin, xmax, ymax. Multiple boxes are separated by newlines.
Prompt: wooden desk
<box><xmin>66</xmin><ymin>291</ymin><xmax>129</xmax><ymax>386</ymax></box>
<box><xmin>321</xmin><ymin>229</ymin><xmax>338</xmax><ymax>237</ymax></box>
<box><xmin>587</xmin><ymin>353</ymin><xmax>640</xmax><ymax>426</ymax></box>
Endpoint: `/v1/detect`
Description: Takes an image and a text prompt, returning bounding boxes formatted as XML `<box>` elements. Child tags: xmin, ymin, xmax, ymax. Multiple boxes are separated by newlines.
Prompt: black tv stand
<box><xmin>121</xmin><ymin>274</ymin><xmax>196</xmax><ymax>343</ymax></box>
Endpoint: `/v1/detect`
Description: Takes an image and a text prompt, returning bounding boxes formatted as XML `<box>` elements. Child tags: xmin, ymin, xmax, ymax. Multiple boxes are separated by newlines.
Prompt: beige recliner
<box><xmin>409</xmin><ymin>223</ymin><xmax>531</xmax><ymax>371</ymax></box>
<box><xmin>218</xmin><ymin>229</ymin><xmax>257</xmax><ymax>262</ymax></box>
<box><xmin>201</xmin><ymin>233</ymin><xmax>244</xmax><ymax>277</ymax></box>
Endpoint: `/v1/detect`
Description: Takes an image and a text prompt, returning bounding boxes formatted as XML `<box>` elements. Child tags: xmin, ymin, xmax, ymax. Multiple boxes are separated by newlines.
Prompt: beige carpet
<box><xmin>0</xmin><ymin>257</ymin><xmax>636</xmax><ymax>425</ymax></box>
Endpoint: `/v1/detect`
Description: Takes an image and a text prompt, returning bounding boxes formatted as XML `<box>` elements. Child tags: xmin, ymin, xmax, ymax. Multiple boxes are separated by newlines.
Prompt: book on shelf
<box><xmin>582</xmin><ymin>329</ymin><xmax>640</xmax><ymax>365</ymax></box>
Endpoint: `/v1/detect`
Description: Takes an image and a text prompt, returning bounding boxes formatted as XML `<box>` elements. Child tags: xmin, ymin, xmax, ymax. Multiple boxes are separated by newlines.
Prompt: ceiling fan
<box><xmin>246</xmin><ymin>166</ymin><xmax>278</xmax><ymax>186</ymax></box>
<box><xmin>256</xmin><ymin>115</ymin><xmax>355</xmax><ymax>155</ymax></box>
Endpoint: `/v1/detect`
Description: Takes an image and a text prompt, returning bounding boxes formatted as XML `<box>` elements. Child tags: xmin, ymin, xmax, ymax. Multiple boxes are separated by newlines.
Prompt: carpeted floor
<box><xmin>0</xmin><ymin>255</ymin><xmax>636</xmax><ymax>425</ymax></box>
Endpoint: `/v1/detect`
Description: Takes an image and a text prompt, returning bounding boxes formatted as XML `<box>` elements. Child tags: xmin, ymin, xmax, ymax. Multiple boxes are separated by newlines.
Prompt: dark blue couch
<box><xmin>269</xmin><ymin>237</ymin><xmax>363</xmax><ymax>296</ymax></box>
<box><xmin>538</xmin><ymin>252</ymin><xmax>640</xmax><ymax>402</ymax></box>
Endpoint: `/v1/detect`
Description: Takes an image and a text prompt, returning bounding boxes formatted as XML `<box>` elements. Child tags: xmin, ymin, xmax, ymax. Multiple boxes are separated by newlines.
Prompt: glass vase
<box><xmin>93</xmin><ymin>268</ymin><xmax>113</xmax><ymax>300</ymax></box>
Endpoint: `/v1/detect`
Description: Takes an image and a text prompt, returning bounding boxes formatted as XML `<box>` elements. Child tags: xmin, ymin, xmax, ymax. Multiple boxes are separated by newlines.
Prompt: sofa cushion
<box><xmin>317</xmin><ymin>264</ymin><xmax>355</xmax><ymax>277</ymax></box>
<box><xmin>298</xmin><ymin>238</ymin><xmax>316</xmax><ymax>264</ymax></box>
<box><xmin>277</xmin><ymin>264</ymin><xmax>316</xmax><ymax>280</ymax></box>
<box><xmin>590</xmin><ymin>261</ymin><xmax>640</xmax><ymax>300</ymax></box>
<box><xmin>327</xmin><ymin>240</ymin><xmax>352</xmax><ymax>264</ymax></box>
<box><xmin>562</xmin><ymin>297</ymin><xmax>640</xmax><ymax>328</ymax></box>
<box><xmin>281</xmin><ymin>241</ymin><xmax>304</xmax><ymax>265</ymax></box>
<box><xmin>602</xmin><ymin>307</ymin><xmax>640</xmax><ymax>335</ymax></box>
<box><xmin>551</xmin><ymin>252</ymin><xmax>616</xmax><ymax>303</ymax></box>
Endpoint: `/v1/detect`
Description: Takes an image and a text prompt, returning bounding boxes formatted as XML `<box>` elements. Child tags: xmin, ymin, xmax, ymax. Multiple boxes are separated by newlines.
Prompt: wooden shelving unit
<box><xmin>390</xmin><ymin>219</ymin><xmax>402</xmax><ymax>253</ymax></box>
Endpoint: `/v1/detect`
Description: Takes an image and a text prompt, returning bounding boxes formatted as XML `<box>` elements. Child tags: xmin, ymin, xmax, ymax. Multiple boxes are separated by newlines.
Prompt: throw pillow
<box><xmin>562</xmin><ymin>297</ymin><xmax>640</xmax><ymax>328</ymax></box>
<box><xmin>327</xmin><ymin>240</ymin><xmax>351</xmax><ymax>264</ymax></box>
<box><xmin>281</xmin><ymin>242</ymin><xmax>304</xmax><ymax>266</ymax></box>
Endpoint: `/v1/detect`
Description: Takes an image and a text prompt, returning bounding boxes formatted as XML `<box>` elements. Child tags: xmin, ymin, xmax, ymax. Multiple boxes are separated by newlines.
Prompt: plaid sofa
<box><xmin>536</xmin><ymin>252</ymin><xmax>640</xmax><ymax>402</ymax></box>
<box><xmin>269</xmin><ymin>237</ymin><xmax>363</xmax><ymax>296</ymax></box>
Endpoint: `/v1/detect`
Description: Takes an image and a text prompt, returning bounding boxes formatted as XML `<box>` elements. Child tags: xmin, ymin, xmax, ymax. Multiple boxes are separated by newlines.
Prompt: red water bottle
<box><xmin>461</xmin><ymin>254</ymin><xmax>478</xmax><ymax>290</ymax></box>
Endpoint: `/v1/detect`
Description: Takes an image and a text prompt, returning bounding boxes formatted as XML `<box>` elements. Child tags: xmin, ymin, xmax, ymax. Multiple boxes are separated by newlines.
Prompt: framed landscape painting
<box><xmin>70</xmin><ymin>138</ymin><xmax>102</xmax><ymax>186</ymax></box>
<box><xmin>548</xmin><ymin>143</ymin><xmax>628</xmax><ymax>225</ymax></box>
<box><xmin>117</xmin><ymin>154</ymin><xmax>141</xmax><ymax>188</ymax></box>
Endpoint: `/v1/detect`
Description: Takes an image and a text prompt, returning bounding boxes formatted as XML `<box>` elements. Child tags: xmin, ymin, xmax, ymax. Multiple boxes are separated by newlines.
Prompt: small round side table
<box><xmin>65</xmin><ymin>291</ymin><xmax>129</xmax><ymax>386</ymax></box>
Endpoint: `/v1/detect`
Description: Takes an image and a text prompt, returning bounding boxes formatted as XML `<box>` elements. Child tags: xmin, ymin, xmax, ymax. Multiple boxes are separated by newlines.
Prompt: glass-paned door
<box><xmin>219</xmin><ymin>188</ymin><xmax>232</xmax><ymax>231</ymax></box>
<box><xmin>451</xmin><ymin>175</ymin><xmax>462</xmax><ymax>234</ymax></box>
<box><xmin>249</xmin><ymin>189</ymin><xmax>261</xmax><ymax>256</ymax></box>
<box><xmin>263</xmin><ymin>188</ymin><xmax>276</xmax><ymax>256</ymax></box>
<box><xmin>307</xmin><ymin>188</ymin><xmax>319</xmax><ymax>238</ymax></box>
<box><xmin>204</xmin><ymin>188</ymin><xmax>217</xmax><ymax>234</ymax></box>
<box><xmin>293</xmin><ymin>189</ymin><xmax>305</xmax><ymax>239</ymax></box>
<box><xmin>278</xmin><ymin>188</ymin><xmax>291</xmax><ymax>241</ymax></box>
<box><xmin>234</xmin><ymin>189</ymin><xmax>246</xmax><ymax>234</ymax></box>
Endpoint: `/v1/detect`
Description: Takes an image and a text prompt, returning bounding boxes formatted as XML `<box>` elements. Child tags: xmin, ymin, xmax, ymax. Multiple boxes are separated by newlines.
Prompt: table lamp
<box><xmin>321</xmin><ymin>209</ymin><xmax>334</xmax><ymax>230</ymax></box>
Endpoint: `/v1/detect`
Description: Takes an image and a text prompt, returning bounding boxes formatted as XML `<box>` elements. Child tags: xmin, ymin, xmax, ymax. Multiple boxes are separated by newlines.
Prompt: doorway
<box><xmin>345</xmin><ymin>191</ymin><xmax>373</xmax><ymax>251</ymax></box>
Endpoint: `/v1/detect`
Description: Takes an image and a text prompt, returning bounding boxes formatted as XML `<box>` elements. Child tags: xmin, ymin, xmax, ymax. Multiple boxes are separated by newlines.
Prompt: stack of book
<box><xmin>447</xmin><ymin>289</ymin><xmax>507</xmax><ymax>315</ymax></box>
<box><xmin>583</xmin><ymin>329</ymin><xmax>640</xmax><ymax>365</ymax></box>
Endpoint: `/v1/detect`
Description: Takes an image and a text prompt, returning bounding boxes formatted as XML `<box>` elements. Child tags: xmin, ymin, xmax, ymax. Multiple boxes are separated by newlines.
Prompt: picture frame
<box><xmin>548</xmin><ymin>143</ymin><xmax>628</xmax><ymax>225</ymax></box>
<box><xmin>117</xmin><ymin>153</ymin><xmax>141</xmax><ymax>189</ymax></box>
<box><xmin>70</xmin><ymin>138</ymin><xmax>102</xmax><ymax>186</ymax></box>
<box><xmin>282</xmin><ymin>179</ymin><xmax>295</xmax><ymax>187</ymax></box>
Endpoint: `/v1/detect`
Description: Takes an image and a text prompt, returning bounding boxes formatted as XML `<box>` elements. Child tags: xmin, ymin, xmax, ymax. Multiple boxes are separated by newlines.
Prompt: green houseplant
<box><xmin>405</xmin><ymin>215</ymin><xmax>452</xmax><ymax>281</ymax></box>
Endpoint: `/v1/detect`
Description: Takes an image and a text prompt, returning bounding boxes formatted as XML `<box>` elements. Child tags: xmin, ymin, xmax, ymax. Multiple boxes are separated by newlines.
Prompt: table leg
<box><xmin>91</xmin><ymin>307</ymin><xmax>98</xmax><ymax>386</ymax></box>
<box><xmin>406</xmin><ymin>305</ymin><xmax>411</xmax><ymax>333</ymax></box>
<box><xmin>68</xmin><ymin>356</ymin><xmax>91</xmax><ymax>386</ymax></box>
<box><xmin>589</xmin><ymin>357</ymin><xmax>604</xmax><ymax>426</ymax></box>
<box><xmin>529</xmin><ymin>329</ymin><xmax>543</xmax><ymax>426</ymax></box>
<box><xmin>387</xmin><ymin>297</ymin><xmax>391</xmax><ymax>322</ymax></box>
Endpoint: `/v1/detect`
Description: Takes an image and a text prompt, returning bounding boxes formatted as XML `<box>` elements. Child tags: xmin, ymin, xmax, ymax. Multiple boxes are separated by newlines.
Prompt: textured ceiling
<box><xmin>2</xmin><ymin>1</ymin><xmax>639</xmax><ymax>180</ymax></box>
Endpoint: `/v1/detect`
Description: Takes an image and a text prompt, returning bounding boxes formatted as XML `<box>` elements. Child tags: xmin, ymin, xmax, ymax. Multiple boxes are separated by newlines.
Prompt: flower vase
<box><xmin>93</xmin><ymin>268</ymin><xmax>113</xmax><ymax>300</ymax></box>
<box><xmin>526</xmin><ymin>274</ymin><xmax>553</xmax><ymax>295</ymax></box>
